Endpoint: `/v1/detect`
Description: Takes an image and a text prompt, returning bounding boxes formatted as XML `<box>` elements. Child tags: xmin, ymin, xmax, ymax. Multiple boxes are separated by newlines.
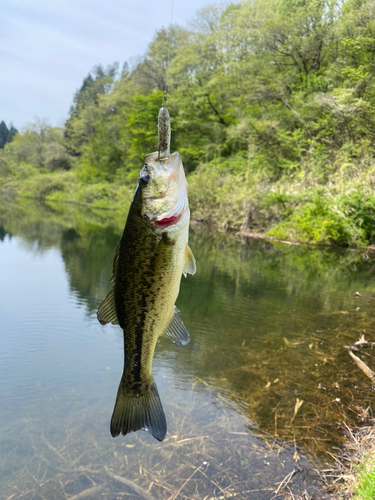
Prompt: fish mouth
<box><xmin>142</xmin><ymin>150</ymin><xmax>188</xmax><ymax>229</ymax></box>
<box><xmin>149</xmin><ymin>185</ymin><xmax>188</xmax><ymax>229</ymax></box>
<box><xmin>145</xmin><ymin>209</ymin><xmax>185</xmax><ymax>229</ymax></box>
<box><xmin>154</xmin><ymin>213</ymin><xmax>182</xmax><ymax>228</ymax></box>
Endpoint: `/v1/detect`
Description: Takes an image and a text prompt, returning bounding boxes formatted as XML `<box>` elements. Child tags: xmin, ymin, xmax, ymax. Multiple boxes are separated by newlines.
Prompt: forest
<box><xmin>1</xmin><ymin>0</ymin><xmax>375</xmax><ymax>246</ymax></box>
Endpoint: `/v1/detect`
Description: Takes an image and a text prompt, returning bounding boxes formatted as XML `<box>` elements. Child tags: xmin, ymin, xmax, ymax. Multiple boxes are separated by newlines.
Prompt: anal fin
<box><xmin>164</xmin><ymin>306</ymin><xmax>190</xmax><ymax>346</ymax></box>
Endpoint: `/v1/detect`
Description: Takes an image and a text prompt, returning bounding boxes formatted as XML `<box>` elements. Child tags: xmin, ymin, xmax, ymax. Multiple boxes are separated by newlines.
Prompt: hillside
<box><xmin>2</xmin><ymin>0</ymin><xmax>375</xmax><ymax>246</ymax></box>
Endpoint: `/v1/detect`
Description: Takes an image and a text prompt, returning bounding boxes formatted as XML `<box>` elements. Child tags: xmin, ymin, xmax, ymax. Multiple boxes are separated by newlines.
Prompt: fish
<box><xmin>97</xmin><ymin>105</ymin><xmax>196</xmax><ymax>441</ymax></box>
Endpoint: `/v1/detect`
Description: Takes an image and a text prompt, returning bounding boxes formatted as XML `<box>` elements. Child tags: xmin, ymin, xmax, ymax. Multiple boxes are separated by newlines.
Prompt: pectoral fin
<box><xmin>164</xmin><ymin>306</ymin><xmax>190</xmax><ymax>346</ymax></box>
<box><xmin>182</xmin><ymin>244</ymin><xmax>196</xmax><ymax>277</ymax></box>
<box><xmin>97</xmin><ymin>290</ymin><xmax>119</xmax><ymax>325</ymax></box>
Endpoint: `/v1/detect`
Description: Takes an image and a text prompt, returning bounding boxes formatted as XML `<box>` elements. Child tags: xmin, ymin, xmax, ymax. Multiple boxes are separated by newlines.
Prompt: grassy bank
<box><xmin>323</xmin><ymin>422</ymin><xmax>375</xmax><ymax>500</ymax></box>
<box><xmin>2</xmin><ymin>152</ymin><xmax>375</xmax><ymax>249</ymax></box>
<box><xmin>188</xmin><ymin>153</ymin><xmax>375</xmax><ymax>248</ymax></box>
<box><xmin>0</xmin><ymin>168</ymin><xmax>133</xmax><ymax>216</ymax></box>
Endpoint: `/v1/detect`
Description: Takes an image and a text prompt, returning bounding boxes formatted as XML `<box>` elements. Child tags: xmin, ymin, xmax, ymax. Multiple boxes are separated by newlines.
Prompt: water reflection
<box><xmin>1</xmin><ymin>200</ymin><xmax>375</xmax><ymax>499</ymax></box>
<box><xmin>0</xmin><ymin>225</ymin><xmax>11</xmax><ymax>241</ymax></box>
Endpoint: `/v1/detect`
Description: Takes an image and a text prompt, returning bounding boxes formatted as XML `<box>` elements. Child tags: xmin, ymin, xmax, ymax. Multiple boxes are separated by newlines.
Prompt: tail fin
<box><xmin>110</xmin><ymin>378</ymin><xmax>167</xmax><ymax>441</ymax></box>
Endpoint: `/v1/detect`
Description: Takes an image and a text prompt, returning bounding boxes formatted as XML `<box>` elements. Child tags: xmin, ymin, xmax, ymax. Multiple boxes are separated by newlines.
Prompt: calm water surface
<box><xmin>1</xmin><ymin>201</ymin><xmax>375</xmax><ymax>500</ymax></box>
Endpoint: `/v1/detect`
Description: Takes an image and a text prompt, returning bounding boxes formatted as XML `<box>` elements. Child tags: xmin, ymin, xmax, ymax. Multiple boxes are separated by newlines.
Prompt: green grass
<box><xmin>354</xmin><ymin>455</ymin><xmax>375</xmax><ymax>500</ymax></box>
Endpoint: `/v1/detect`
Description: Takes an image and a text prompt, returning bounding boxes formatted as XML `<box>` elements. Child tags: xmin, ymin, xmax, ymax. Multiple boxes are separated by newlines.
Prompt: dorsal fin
<box><xmin>183</xmin><ymin>244</ymin><xmax>196</xmax><ymax>278</ymax></box>
<box><xmin>164</xmin><ymin>306</ymin><xmax>190</xmax><ymax>346</ymax></box>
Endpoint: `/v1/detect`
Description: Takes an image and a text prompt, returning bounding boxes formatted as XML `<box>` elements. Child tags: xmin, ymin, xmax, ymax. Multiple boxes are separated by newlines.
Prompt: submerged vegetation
<box><xmin>2</xmin><ymin>0</ymin><xmax>375</xmax><ymax>246</ymax></box>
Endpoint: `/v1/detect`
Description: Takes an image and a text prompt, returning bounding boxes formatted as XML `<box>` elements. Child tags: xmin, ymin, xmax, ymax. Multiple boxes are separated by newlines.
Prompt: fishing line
<box><xmin>164</xmin><ymin>0</ymin><xmax>175</xmax><ymax>105</ymax></box>
<box><xmin>158</xmin><ymin>0</ymin><xmax>174</xmax><ymax>161</ymax></box>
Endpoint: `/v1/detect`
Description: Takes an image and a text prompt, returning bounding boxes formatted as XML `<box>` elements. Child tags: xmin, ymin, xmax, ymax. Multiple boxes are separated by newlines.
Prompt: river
<box><xmin>1</xmin><ymin>200</ymin><xmax>375</xmax><ymax>499</ymax></box>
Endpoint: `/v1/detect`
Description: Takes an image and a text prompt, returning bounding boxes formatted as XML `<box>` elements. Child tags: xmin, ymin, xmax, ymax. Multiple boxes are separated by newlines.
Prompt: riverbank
<box><xmin>270</xmin><ymin>411</ymin><xmax>375</xmax><ymax>499</ymax></box>
<box><xmin>3</xmin><ymin>157</ymin><xmax>375</xmax><ymax>248</ymax></box>
<box><xmin>0</xmin><ymin>169</ymin><xmax>132</xmax><ymax>215</ymax></box>
<box><xmin>327</xmin><ymin>421</ymin><xmax>375</xmax><ymax>500</ymax></box>
<box><xmin>188</xmin><ymin>159</ymin><xmax>375</xmax><ymax>248</ymax></box>
<box><xmin>279</xmin><ymin>338</ymin><xmax>375</xmax><ymax>500</ymax></box>
<box><xmin>324</xmin><ymin>336</ymin><xmax>375</xmax><ymax>499</ymax></box>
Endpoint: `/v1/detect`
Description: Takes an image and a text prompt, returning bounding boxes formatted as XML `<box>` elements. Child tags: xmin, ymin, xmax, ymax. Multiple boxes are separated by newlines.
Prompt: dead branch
<box><xmin>272</xmin><ymin>468</ymin><xmax>301</xmax><ymax>497</ymax></box>
<box><xmin>68</xmin><ymin>484</ymin><xmax>104</xmax><ymax>500</ymax></box>
<box><xmin>168</xmin><ymin>462</ymin><xmax>206</xmax><ymax>500</ymax></box>
<box><xmin>104</xmin><ymin>468</ymin><xmax>157</xmax><ymax>500</ymax></box>
<box><xmin>348</xmin><ymin>350</ymin><xmax>375</xmax><ymax>381</ymax></box>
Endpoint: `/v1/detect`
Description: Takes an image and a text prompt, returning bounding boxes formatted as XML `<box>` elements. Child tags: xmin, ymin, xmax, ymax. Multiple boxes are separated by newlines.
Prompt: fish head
<box><xmin>138</xmin><ymin>151</ymin><xmax>189</xmax><ymax>230</ymax></box>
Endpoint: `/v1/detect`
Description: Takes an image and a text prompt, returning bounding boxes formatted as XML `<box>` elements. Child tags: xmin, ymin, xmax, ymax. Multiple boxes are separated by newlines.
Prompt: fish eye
<box><xmin>140</xmin><ymin>166</ymin><xmax>151</xmax><ymax>184</ymax></box>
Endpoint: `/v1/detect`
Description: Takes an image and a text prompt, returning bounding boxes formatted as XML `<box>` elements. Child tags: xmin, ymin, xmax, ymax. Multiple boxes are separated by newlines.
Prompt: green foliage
<box><xmin>267</xmin><ymin>195</ymin><xmax>359</xmax><ymax>246</ymax></box>
<box><xmin>341</xmin><ymin>191</ymin><xmax>375</xmax><ymax>245</ymax></box>
<box><xmin>64</xmin><ymin>64</ymin><xmax>119</xmax><ymax>157</ymax></box>
<box><xmin>4</xmin><ymin>0</ymin><xmax>375</xmax><ymax>246</ymax></box>
<box><xmin>124</xmin><ymin>91</ymin><xmax>165</xmax><ymax>169</ymax></box>
<box><xmin>353</xmin><ymin>454</ymin><xmax>375</xmax><ymax>500</ymax></box>
<box><xmin>131</xmin><ymin>25</ymin><xmax>191</xmax><ymax>92</ymax></box>
<box><xmin>188</xmin><ymin>162</ymin><xmax>249</xmax><ymax>228</ymax></box>
<box><xmin>2</xmin><ymin>168</ymin><xmax>133</xmax><ymax>215</ymax></box>
<box><xmin>2</xmin><ymin>121</ymin><xmax>73</xmax><ymax>173</ymax></box>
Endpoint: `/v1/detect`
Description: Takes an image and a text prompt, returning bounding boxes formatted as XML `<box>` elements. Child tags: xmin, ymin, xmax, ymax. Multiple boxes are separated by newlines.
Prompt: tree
<box><xmin>0</xmin><ymin>122</ymin><xmax>8</xmax><ymax>149</ymax></box>
<box><xmin>3</xmin><ymin>120</ymin><xmax>72</xmax><ymax>171</ymax></box>
<box><xmin>131</xmin><ymin>25</ymin><xmax>191</xmax><ymax>93</ymax></box>
<box><xmin>7</xmin><ymin>124</ymin><xmax>17</xmax><ymax>143</ymax></box>
<box><xmin>0</xmin><ymin>121</ymin><xmax>18</xmax><ymax>149</ymax></box>
<box><xmin>64</xmin><ymin>64</ymin><xmax>119</xmax><ymax>156</ymax></box>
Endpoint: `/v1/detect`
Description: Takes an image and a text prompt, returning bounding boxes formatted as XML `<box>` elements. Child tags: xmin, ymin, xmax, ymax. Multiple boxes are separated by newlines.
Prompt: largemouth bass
<box><xmin>97</xmin><ymin>106</ymin><xmax>196</xmax><ymax>441</ymax></box>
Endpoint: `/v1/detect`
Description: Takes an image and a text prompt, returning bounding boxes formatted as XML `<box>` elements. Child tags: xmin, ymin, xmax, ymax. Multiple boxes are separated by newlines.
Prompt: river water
<box><xmin>1</xmin><ymin>200</ymin><xmax>375</xmax><ymax>500</ymax></box>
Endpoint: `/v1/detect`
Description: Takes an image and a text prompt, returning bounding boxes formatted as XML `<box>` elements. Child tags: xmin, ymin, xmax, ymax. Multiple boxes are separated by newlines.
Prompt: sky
<box><xmin>0</xmin><ymin>0</ymin><xmax>213</xmax><ymax>130</ymax></box>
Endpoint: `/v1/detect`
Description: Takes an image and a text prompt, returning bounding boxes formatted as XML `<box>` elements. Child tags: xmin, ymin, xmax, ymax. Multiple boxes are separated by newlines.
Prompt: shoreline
<box><xmin>5</xmin><ymin>192</ymin><xmax>375</xmax><ymax>253</ymax></box>
<box><xmin>274</xmin><ymin>420</ymin><xmax>375</xmax><ymax>499</ymax></box>
<box><xmin>323</xmin><ymin>420</ymin><xmax>375</xmax><ymax>500</ymax></box>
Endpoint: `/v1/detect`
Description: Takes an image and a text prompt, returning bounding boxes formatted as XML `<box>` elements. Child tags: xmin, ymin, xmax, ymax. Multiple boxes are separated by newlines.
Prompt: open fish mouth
<box><xmin>141</xmin><ymin>151</ymin><xmax>189</xmax><ymax>227</ymax></box>
<box><xmin>154</xmin><ymin>213</ymin><xmax>183</xmax><ymax>228</ymax></box>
